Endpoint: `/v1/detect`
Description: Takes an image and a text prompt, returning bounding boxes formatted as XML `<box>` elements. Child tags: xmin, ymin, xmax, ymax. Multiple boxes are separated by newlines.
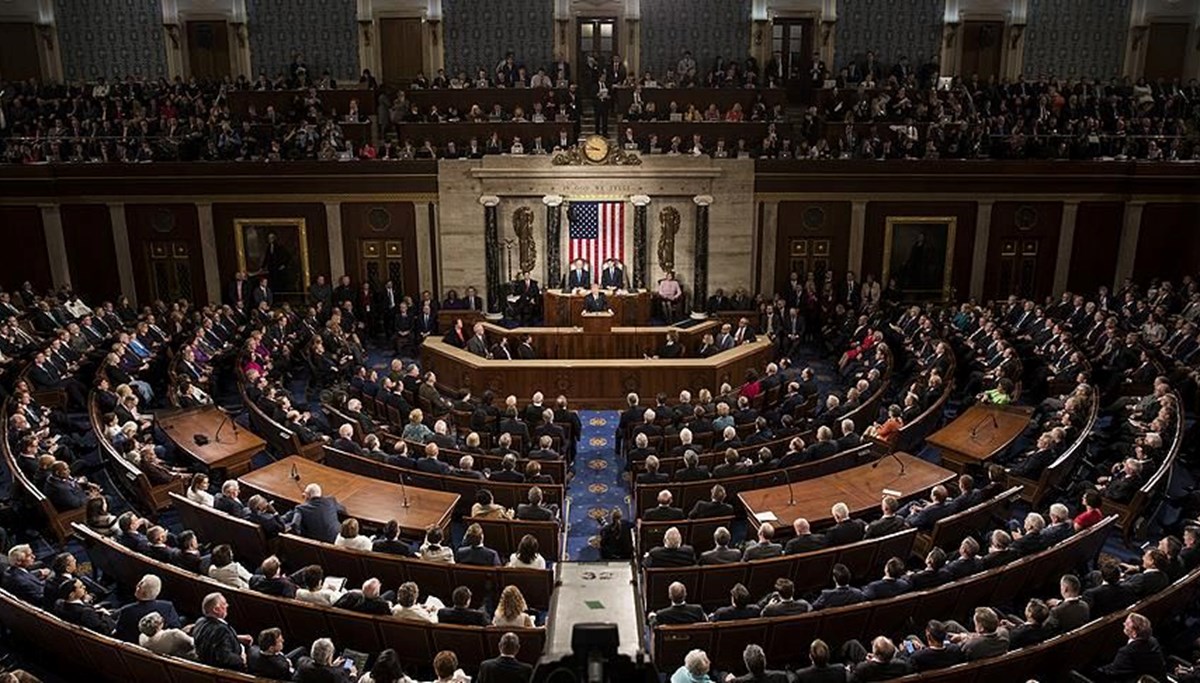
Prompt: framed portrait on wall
<box><xmin>234</xmin><ymin>218</ymin><xmax>310</xmax><ymax>295</ymax></box>
<box><xmin>882</xmin><ymin>216</ymin><xmax>957</xmax><ymax>301</ymax></box>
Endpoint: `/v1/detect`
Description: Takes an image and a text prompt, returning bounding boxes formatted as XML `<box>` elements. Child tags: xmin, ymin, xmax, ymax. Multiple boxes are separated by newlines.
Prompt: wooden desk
<box><xmin>422</xmin><ymin>337</ymin><xmax>773</xmax><ymax>408</ymax></box>
<box><xmin>925</xmin><ymin>404</ymin><xmax>1033</xmax><ymax>473</ymax></box>
<box><xmin>543</xmin><ymin>288</ymin><xmax>651</xmax><ymax>327</ymax></box>
<box><xmin>737</xmin><ymin>453</ymin><xmax>956</xmax><ymax>533</ymax></box>
<box><xmin>477</xmin><ymin>321</ymin><xmax>718</xmax><ymax>360</ymax></box>
<box><xmin>159</xmin><ymin>408</ymin><xmax>266</xmax><ymax>477</ymax></box>
<box><xmin>238</xmin><ymin>456</ymin><xmax>458</xmax><ymax>535</ymax></box>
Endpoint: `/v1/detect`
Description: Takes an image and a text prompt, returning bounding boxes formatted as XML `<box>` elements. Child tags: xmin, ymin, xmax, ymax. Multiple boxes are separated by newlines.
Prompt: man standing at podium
<box><xmin>600</xmin><ymin>259</ymin><xmax>626</xmax><ymax>289</ymax></box>
<box><xmin>566</xmin><ymin>259</ymin><xmax>591</xmax><ymax>290</ymax></box>
<box><xmin>583</xmin><ymin>283</ymin><xmax>610</xmax><ymax>312</ymax></box>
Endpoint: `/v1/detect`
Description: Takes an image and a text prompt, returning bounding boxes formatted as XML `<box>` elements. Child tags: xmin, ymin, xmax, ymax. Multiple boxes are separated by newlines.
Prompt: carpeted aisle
<box><xmin>566</xmin><ymin>410</ymin><xmax>629</xmax><ymax>561</ymax></box>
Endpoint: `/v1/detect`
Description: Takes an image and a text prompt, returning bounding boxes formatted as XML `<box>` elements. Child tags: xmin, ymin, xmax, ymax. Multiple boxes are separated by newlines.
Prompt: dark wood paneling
<box><xmin>1068</xmin><ymin>202</ymin><xmax>1123</xmax><ymax>294</ymax></box>
<box><xmin>983</xmin><ymin>201</ymin><xmax>1062</xmax><ymax>301</ymax></box>
<box><xmin>380</xmin><ymin>17</ymin><xmax>424</xmax><ymax>88</ymax></box>
<box><xmin>60</xmin><ymin>204</ymin><xmax>119</xmax><ymax>301</ymax></box>
<box><xmin>1144</xmin><ymin>23</ymin><xmax>1189</xmax><ymax>81</ymax></box>
<box><xmin>341</xmin><ymin>202</ymin><xmax>420</xmax><ymax>298</ymax></box>
<box><xmin>1135</xmin><ymin>203</ymin><xmax>1200</xmax><ymax>284</ymax></box>
<box><xmin>0</xmin><ymin>206</ymin><xmax>49</xmax><ymax>292</ymax></box>
<box><xmin>774</xmin><ymin>201</ymin><xmax>851</xmax><ymax>294</ymax></box>
<box><xmin>0</xmin><ymin>22</ymin><xmax>41</xmax><ymax>81</ymax></box>
<box><xmin>186</xmin><ymin>20</ymin><xmax>231</xmax><ymax>80</ymax></box>
<box><xmin>124</xmin><ymin>204</ymin><xmax>205</xmax><ymax>305</ymax></box>
<box><xmin>863</xmin><ymin>202</ymin><xmax>977</xmax><ymax>299</ymax></box>
<box><xmin>960</xmin><ymin>21</ymin><xmax>1004</xmax><ymax>80</ymax></box>
<box><xmin>211</xmin><ymin>203</ymin><xmax>331</xmax><ymax>301</ymax></box>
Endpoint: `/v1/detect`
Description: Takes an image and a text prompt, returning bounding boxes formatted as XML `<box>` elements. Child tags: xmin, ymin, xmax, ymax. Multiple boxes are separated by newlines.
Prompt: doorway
<box><xmin>0</xmin><ymin>22</ymin><xmax>42</xmax><ymax>81</ymax></box>
<box><xmin>994</xmin><ymin>237</ymin><xmax>1040</xmax><ymax>299</ymax></box>
<box><xmin>577</xmin><ymin>17</ymin><xmax>618</xmax><ymax>84</ymax></box>
<box><xmin>357</xmin><ymin>239</ymin><xmax>408</xmax><ymax>292</ymax></box>
<box><xmin>960</xmin><ymin>20</ymin><xmax>1004</xmax><ymax>81</ymax></box>
<box><xmin>145</xmin><ymin>241</ymin><xmax>196</xmax><ymax>303</ymax></box>
<box><xmin>186</xmin><ymin>21</ymin><xmax>231</xmax><ymax>80</ymax></box>
<box><xmin>379</xmin><ymin>17</ymin><xmax>425</xmax><ymax>87</ymax></box>
<box><xmin>1144</xmin><ymin>22</ymin><xmax>1188</xmax><ymax>81</ymax></box>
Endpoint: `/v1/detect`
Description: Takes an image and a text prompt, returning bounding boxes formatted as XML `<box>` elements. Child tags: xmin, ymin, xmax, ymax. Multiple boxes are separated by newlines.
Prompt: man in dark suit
<box><xmin>193</xmin><ymin>592</ymin><xmax>249</xmax><ymax>671</ymax></box>
<box><xmin>1045</xmin><ymin>574</ymin><xmax>1090</xmax><ymax>634</ymax></box>
<box><xmin>294</xmin><ymin>637</ymin><xmax>356</xmax><ymax>682</ymax></box>
<box><xmin>644</xmin><ymin>527</ymin><xmax>696</xmax><ymax>567</ymax></box>
<box><xmin>456</xmin><ymin>524</ymin><xmax>503</xmax><ymax>566</ymax></box>
<box><xmin>565</xmin><ymin>259</ymin><xmax>591</xmax><ymax>290</ymax></box>
<box><xmin>1121</xmin><ymin>548</ymin><xmax>1171</xmax><ymax>598</ymax></box>
<box><xmin>248</xmin><ymin>556</ymin><xmax>297</xmax><ymax>598</ymax></box>
<box><xmin>2</xmin><ymin>544</ymin><xmax>48</xmax><ymax>604</ymax></box>
<box><xmin>516</xmin><ymin>486</ymin><xmax>557</xmax><ymax>522</ymax></box>
<box><xmin>903</xmin><ymin>485</ymin><xmax>955</xmax><ymax>531</ymax></box>
<box><xmin>1084</xmin><ymin>562</ymin><xmax>1136</xmax><ymax>617</ymax></box>
<box><xmin>733</xmin><ymin>317</ymin><xmax>757</xmax><ymax>345</ymax></box>
<box><xmin>863</xmin><ymin>557</ymin><xmax>913</xmax><ymax>600</ymax></box>
<box><xmin>286</xmin><ymin>483</ymin><xmax>345</xmax><ymax>543</ymax></box>
<box><xmin>848</xmin><ymin>637</ymin><xmax>912</xmax><ymax>681</ymax></box>
<box><xmin>699</xmin><ymin>527</ymin><xmax>743</xmax><ymax>565</ymax></box>
<box><xmin>836</xmin><ymin>419</ymin><xmax>862</xmax><ymax>452</ymax></box>
<box><xmin>478</xmin><ymin>632</ymin><xmax>534</xmax><ymax>683</ymax></box>
<box><xmin>812</xmin><ymin>564</ymin><xmax>865</xmax><ymax>610</ymax></box>
<box><xmin>651</xmin><ymin>582</ymin><xmax>707</xmax><ymax>625</ymax></box>
<box><xmin>333</xmin><ymin>579</ymin><xmax>393</xmax><ymax>616</ymax></box>
<box><xmin>945</xmin><ymin>537</ymin><xmax>983</xmax><ymax>580</ymax></box>
<box><xmin>636</xmin><ymin>456</ymin><xmax>671</xmax><ymax>485</ymax></box>
<box><xmin>688</xmin><ymin>484</ymin><xmax>734</xmax><ymax>519</ymax></box>
<box><xmin>826</xmin><ymin>503</ymin><xmax>866</xmax><ymax>546</ymax></box>
<box><xmin>742</xmin><ymin>523</ymin><xmax>784</xmax><ymax>561</ymax></box>
<box><xmin>644</xmin><ymin>490</ymin><xmax>686</xmax><ymax>521</ymax></box>
<box><xmin>1094</xmin><ymin>612</ymin><xmax>1166</xmax><ymax>681</ymax></box>
<box><xmin>582</xmin><ymin>283</ymin><xmax>609</xmax><ymax>312</ymax></box>
<box><xmin>247</xmin><ymin>628</ymin><xmax>296</xmax><ymax>680</ymax></box>
<box><xmin>711</xmin><ymin>583</ymin><xmax>762</xmax><ymax>622</ymax></box>
<box><xmin>372</xmin><ymin>520</ymin><xmax>415</xmax><ymax>557</ymax></box>
<box><xmin>115</xmin><ymin>574</ymin><xmax>183</xmax><ymax>642</ymax></box>
<box><xmin>784</xmin><ymin>518</ymin><xmax>828</xmax><ymax>555</ymax></box>
<box><xmin>865</xmin><ymin>496</ymin><xmax>909</xmax><ymax>539</ymax></box>
<box><xmin>599</xmin><ymin>260</ymin><xmax>625</xmax><ymax>289</ymax></box>
<box><xmin>758</xmin><ymin>578</ymin><xmax>812</xmax><ymax>617</ymax></box>
<box><xmin>437</xmin><ymin>586</ymin><xmax>491</xmax><ymax>626</ymax></box>
<box><xmin>793</xmin><ymin>639</ymin><xmax>848</xmax><ymax>683</ymax></box>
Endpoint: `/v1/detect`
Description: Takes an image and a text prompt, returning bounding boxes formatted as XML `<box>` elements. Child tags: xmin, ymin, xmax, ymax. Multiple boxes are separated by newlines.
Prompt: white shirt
<box><xmin>187</xmin><ymin>487</ymin><xmax>215</xmax><ymax>507</ymax></box>
<box><xmin>209</xmin><ymin>561</ymin><xmax>251</xmax><ymax>588</ymax></box>
<box><xmin>335</xmin><ymin>534</ymin><xmax>374</xmax><ymax>551</ymax></box>
<box><xmin>507</xmin><ymin>553</ymin><xmax>546</xmax><ymax>570</ymax></box>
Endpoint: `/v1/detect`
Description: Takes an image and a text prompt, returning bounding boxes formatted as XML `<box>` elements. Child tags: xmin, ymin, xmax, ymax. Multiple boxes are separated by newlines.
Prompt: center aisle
<box><xmin>566</xmin><ymin>410</ymin><xmax>628</xmax><ymax>561</ymax></box>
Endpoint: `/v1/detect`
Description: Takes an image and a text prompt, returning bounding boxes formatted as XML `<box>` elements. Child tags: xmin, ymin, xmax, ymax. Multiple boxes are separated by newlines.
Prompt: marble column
<box><xmin>414</xmin><ymin>201</ymin><xmax>434</xmax><ymax>292</ymax></box>
<box><xmin>40</xmin><ymin>204</ymin><xmax>68</xmax><ymax>289</ymax></box>
<box><xmin>480</xmin><ymin>195</ymin><xmax>502</xmax><ymax>319</ymax></box>
<box><xmin>691</xmin><ymin>195</ymin><xmax>713</xmax><ymax>318</ymax></box>
<box><xmin>848</xmin><ymin>200</ymin><xmax>867</xmax><ymax>277</ymax></box>
<box><xmin>324</xmin><ymin>201</ymin><xmax>345</xmax><ymax>280</ymax></box>
<box><xmin>543</xmin><ymin>195</ymin><xmax>564</xmax><ymax>288</ymax></box>
<box><xmin>758</xmin><ymin>199</ymin><xmax>779</xmax><ymax>296</ymax></box>
<box><xmin>630</xmin><ymin>195</ymin><xmax>650</xmax><ymax>289</ymax></box>
<box><xmin>108</xmin><ymin>203</ymin><xmax>137</xmax><ymax>304</ymax></box>
<box><xmin>1053</xmin><ymin>201</ymin><xmax>1079</xmax><ymax>295</ymax></box>
<box><xmin>1115</xmin><ymin>201</ymin><xmax>1145</xmax><ymax>289</ymax></box>
<box><xmin>970</xmin><ymin>201</ymin><xmax>994</xmax><ymax>300</ymax></box>
<box><xmin>196</xmin><ymin>202</ymin><xmax>221</xmax><ymax>305</ymax></box>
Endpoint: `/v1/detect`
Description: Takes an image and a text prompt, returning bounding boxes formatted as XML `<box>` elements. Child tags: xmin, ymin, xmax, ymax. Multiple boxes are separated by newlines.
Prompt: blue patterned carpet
<box><xmin>567</xmin><ymin>410</ymin><xmax>629</xmax><ymax>560</ymax></box>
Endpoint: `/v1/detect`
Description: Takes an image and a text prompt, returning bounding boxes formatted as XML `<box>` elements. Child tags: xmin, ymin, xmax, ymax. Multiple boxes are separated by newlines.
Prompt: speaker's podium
<box><xmin>579</xmin><ymin>310</ymin><xmax>614</xmax><ymax>334</ymax></box>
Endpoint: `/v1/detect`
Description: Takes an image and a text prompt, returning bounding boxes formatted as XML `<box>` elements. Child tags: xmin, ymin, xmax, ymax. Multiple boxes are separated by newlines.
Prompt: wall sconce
<box><xmin>36</xmin><ymin>23</ymin><xmax>54</xmax><ymax>50</ymax></box>
<box><xmin>820</xmin><ymin>20</ymin><xmax>836</xmax><ymax>47</ymax></box>
<box><xmin>163</xmin><ymin>23</ymin><xmax>180</xmax><ymax>49</ymax></box>
<box><xmin>943</xmin><ymin>21</ymin><xmax>960</xmax><ymax>49</ymax></box>
<box><xmin>230</xmin><ymin>22</ymin><xmax>247</xmax><ymax>48</ymax></box>
<box><xmin>359</xmin><ymin>19</ymin><xmax>373</xmax><ymax>47</ymax></box>
<box><xmin>1131</xmin><ymin>25</ymin><xmax>1148</xmax><ymax>51</ymax></box>
<box><xmin>1010</xmin><ymin>24</ymin><xmax>1025</xmax><ymax>49</ymax></box>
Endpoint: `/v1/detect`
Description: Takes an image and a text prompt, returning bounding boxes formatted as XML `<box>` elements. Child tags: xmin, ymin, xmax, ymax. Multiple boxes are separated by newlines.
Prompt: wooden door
<box><xmin>186</xmin><ymin>20</ymin><xmax>231</xmax><ymax>80</ymax></box>
<box><xmin>577</xmin><ymin>17</ymin><xmax>618</xmax><ymax>83</ymax></box>
<box><xmin>994</xmin><ymin>237</ymin><xmax>1040</xmax><ymax>299</ymax></box>
<box><xmin>380</xmin><ymin>17</ymin><xmax>425</xmax><ymax>88</ymax></box>
<box><xmin>0</xmin><ymin>22</ymin><xmax>42</xmax><ymax>81</ymax></box>
<box><xmin>145</xmin><ymin>241</ymin><xmax>197</xmax><ymax>303</ymax></box>
<box><xmin>1144</xmin><ymin>23</ymin><xmax>1188</xmax><ymax>80</ymax></box>
<box><xmin>357</xmin><ymin>239</ymin><xmax>407</xmax><ymax>290</ymax></box>
<box><xmin>770</xmin><ymin>18</ymin><xmax>812</xmax><ymax>101</ymax></box>
<box><xmin>960</xmin><ymin>21</ymin><xmax>1004</xmax><ymax>80</ymax></box>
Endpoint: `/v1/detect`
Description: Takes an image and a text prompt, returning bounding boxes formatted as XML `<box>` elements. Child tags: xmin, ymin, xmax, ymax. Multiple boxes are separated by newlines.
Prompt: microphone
<box><xmin>398</xmin><ymin>472</ymin><xmax>411</xmax><ymax>509</ymax></box>
<box><xmin>871</xmin><ymin>450</ymin><xmax>907</xmax><ymax>475</ymax></box>
<box><xmin>783</xmin><ymin>465</ymin><xmax>795</xmax><ymax>506</ymax></box>
<box><xmin>290</xmin><ymin>463</ymin><xmax>300</xmax><ymax>482</ymax></box>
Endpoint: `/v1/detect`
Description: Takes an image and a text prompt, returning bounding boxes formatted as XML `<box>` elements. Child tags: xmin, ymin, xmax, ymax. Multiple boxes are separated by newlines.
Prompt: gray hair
<box><xmin>684</xmin><ymin>650</ymin><xmax>710</xmax><ymax>676</ymax></box>
<box><xmin>137</xmin><ymin>611</ymin><xmax>164</xmax><ymax>637</ymax></box>
<box><xmin>135</xmin><ymin>574</ymin><xmax>162</xmax><ymax>600</ymax></box>
<box><xmin>310</xmin><ymin>637</ymin><xmax>336</xmax><ymax>664</ymax></box>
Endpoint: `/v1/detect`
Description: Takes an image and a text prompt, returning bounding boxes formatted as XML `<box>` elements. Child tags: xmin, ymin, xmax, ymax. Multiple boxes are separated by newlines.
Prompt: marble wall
<box><xmin>435</xmin><ymin>156</ymin><xmax>755</xmax><ymax>310</ymax></box>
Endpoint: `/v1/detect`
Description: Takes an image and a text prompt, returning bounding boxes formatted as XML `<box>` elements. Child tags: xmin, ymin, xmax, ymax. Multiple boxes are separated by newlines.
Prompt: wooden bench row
<box><xmin>0</xmin><ymin>402</ymin><xmax>86</xmax><ymax>542</ymax></box>
<box><xmin>76</xmin><ymin>524</ymin><xmax>547</xmax><ymax>672</ymax></box>
<box><xmin>1101</xmin><ymin>390</ymin><xmax>1185</xmax><ymax>542</ymax></box>
<box><xmin>1007</xmin><ymin>385</ymin><xmax>1099</xmax><ymax>509</ymax></box>
<box><xmin>650</xmin><ymin>515</ymin><xmax>1117</xmax><ymax>672</ymax></box>
<box><xmin>170</xmin><ymin>492</ymin><xmax>555</xmax><ymax>611</ymax></box>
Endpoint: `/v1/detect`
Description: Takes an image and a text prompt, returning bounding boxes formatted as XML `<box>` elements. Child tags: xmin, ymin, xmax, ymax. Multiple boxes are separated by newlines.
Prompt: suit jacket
<box><xmin>289</xmin><ymin>496</ymin><xmax>344</xmax><ymax>543</ymax></box>
<box><xmin>688</xmin><ymin>500</ymin><xmax>734</xmax><ymax>520</ymax></box>
<box><xmin>793</xmin><ymin>664</ymin><xmax>848</xmax><ymax>683</ymax></box>
<box><xmin>582</xmin><ymin>293</ymin><xmax>609</xmax><ymax>312</ymax></box>
<box><xmin>600</xmin><ymin>267</ymin><xmax>625</xmax><ymax>289</ymax></box>
<box><xmin>643</xmin><ymin>506</ymin><xmax>686</xmax><ymax>521</ymax></box>
<box><xmin>645</xmin><ymin>545</ymin><xmax>697</xmax><ymax>568</ymax></box>
<box><xmin>456</xmin><ymin>545</ymin><xmax>502</xmax><ymax>566</ymax></box>
<box><xmin>437</xmin><ymin>606</ymin><xmax>491</xmax><ymax>626</ymax></box>
<box><xmin>566</xmin><ymin>269</ymin><xmax>592</xmax><ymax>289</ymax></box>
<box><xmin>812</xmin><ymin>585</ymin><xmax>865</xmax><ymax>610</ymax></box>
<box><xmin>294</xmin><ymin>657</ymin><xmax>355</xmax><ymax>683</ymax></box>
<box><xmin>193</xmin><ymin>616</ymin><xmax>245</xmax><ymax>670</ymax></box>
<box><xmin>1084</xmin><ymin>582</ymin><xmax>1136</xmax><ymax>617</ymax></box>
<box><xmin>1097</xmin><ymin>637</ymin><xmax>1166</xmax><ymax>679</ymax></box>
<box><xmin>333</xmin><ymin>590</ymin><xmax>393</xmax><ymax>615</ymax></box>
<box><xmin>516</xmin><ymin>503</ymin><xmax>556</xmax><ymax>522</ymax></box>
<box><xmin>115</xmin><ymin>599</ymin><xmax>182</xmax><ymax>642</ymax></box>
<box><xmin>1122</xmin><ymin>569</ymin><xmax>1169</xmax><ymax>597</ymax></box>
<box><xmin>862</xmin><ymin>577</ymin><xmax>911</xmax><ymax>600</ymax></box>
<box><xmin>908</xmin><ymin>501</ymin><xmax>955</xmax><ymax>530</ymax></box>
<box><xmin>214</xmin><ymin>493</ymin><xmax>251</xmax><ymax>519</ymax></box>
<box><xmin>826</xmin><ymin>519</ymin><xmax>866</xmax><ymax>546</ymax></box>
<box><xmin>478</xmin><ymin>655</ymin><xmax>534</xmax><ymax>683</ymax></box>
<box><xmin>959</xmin><ymin>632</ymin><xmax>1008</xmax><ymax>661</ymax></box>
<box><xmin>699</xmin><ymin>546</ymin><xmax>742</xmax><ymax>565</ymax></box>
<box><xmin>784</xmin><ymin>534</ymin><xmax>828</xmax><ymax>555</ymax></box>
<box><xmin>742</xmin><ymin>541</ymin><xmax>783</xmax><ymax>561</ymax></box>
<box><xmin>653</xmin><ymin>603</ymin><xmax>707</xmax><ymax>625</ymax></box>
<box><xmin>864</xmin><ymin>515</ymin><xmax>908</xmax><ymax>539</ymax></box>
<box><xmin>248</xmin><ymin>648</ymin><xmax>294</xmax><ymax>679</ymax></box>
<box><xmin>850</xmin><ymin>658</ymin><xmax>911</xmax><ymax>682</ymax></box>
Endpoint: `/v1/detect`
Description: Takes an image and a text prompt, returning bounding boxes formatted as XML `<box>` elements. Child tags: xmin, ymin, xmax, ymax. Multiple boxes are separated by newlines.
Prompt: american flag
<box><xmin>568</xmin><ymin>201</ymin><xmax>625</xmax><ymax>280</ymax></box>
